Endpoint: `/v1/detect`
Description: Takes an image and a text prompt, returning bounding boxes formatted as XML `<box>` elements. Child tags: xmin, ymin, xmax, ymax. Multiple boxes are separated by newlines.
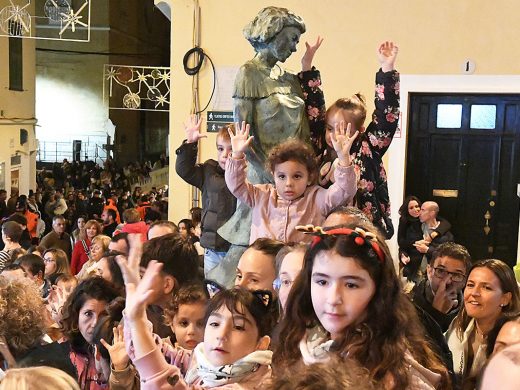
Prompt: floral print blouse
<box><xmin>318</xmin><ymin>70</ymin><xmax>400</xmax><ymax>237</ymax></box>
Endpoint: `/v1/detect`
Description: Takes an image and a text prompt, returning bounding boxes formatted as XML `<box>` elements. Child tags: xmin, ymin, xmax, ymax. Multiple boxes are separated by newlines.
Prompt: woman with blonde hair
<box><xmin>76</xmin><ymin>234</ymin><xmax>110</xmax><ymax>280</ymax></box>
<box><xmin>0</xmin><ymin>366</ymin><xmax>80</xmax><ymax>390</ymax></box>
<box><xmin>70</xmin><ymin>219</ymin><xmax>102</xmax><ymax>275</ymax></box>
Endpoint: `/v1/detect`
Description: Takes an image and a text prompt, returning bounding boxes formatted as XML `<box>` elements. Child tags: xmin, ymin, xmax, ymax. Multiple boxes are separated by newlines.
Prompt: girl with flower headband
<box><xmin>124</xmin><ymin>260</ymin><xmax>277</xmax><ymax>389</ymax></box>
<box><xmin>273</xmin><ymin>222</ymin><xmax>450</xmax><ymax>389</ymax></box>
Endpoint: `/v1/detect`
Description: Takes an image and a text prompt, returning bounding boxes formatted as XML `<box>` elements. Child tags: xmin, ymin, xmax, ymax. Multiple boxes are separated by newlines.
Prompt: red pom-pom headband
<box><xmin>296</xmin><ymin>225</ymin><xmax>385</xmax><ymax>264</ymax></box>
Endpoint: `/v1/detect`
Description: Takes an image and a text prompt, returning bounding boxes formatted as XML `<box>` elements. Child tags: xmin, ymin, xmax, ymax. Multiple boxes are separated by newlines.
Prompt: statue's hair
<box><xmin>243</xmin><ymin>7</ymin><xmax>305</xmax><ymax>50</ymax></box>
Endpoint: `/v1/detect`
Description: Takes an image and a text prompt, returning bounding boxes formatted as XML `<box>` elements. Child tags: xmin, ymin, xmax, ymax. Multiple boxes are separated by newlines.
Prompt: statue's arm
<box><xmin>234</xmin><ymin>97</ymin><xmax>254</xmax><ymax>127</ymax></box>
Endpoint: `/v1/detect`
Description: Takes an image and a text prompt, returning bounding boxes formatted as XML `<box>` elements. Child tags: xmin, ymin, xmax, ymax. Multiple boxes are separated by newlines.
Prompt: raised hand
<box><xmin>431</xmin><ymin>276</ymin><xmax>458</xmax><ymax>313</ymax></box>
<box><xmin>100</xmin><ymin>325</ymin><xmax>130</xmax><ymax>371</ymax></box>
<box><xmin>116</xmin><ymin>233</ymin><xmax>142</xmax><ymax>286</ymax></box>
<box><xmin>229</xmin><ymin>121</ymin><xmax>253</xmax><ymax>158</ymax></box>
<box><xmin>124</xmin><ymin>260</ymin><xmax>163</xmax><ymax>321</ymax></box>
<box><xmin>330</xmin><ymin>121</ymin><xmax>358</xmax><ymax>166</ymax></box>
<box><xmin>377</xmin><ymin>41</ymin><xmax>398</xmax><ymax>73</ymax></box>
<box><xmin>48</xmin><ymin>285</ymin><xmax>69</xmax><ymax>323</ymax></box>
<box><xmin>184</xmin><ymin>114</ymin><xmax>206</xmax><ymax>144</ymax></box>
<box><xmin>301</xmin><ymin>36</ymin><xmax>324</xmax><ymax>72</ymax></box>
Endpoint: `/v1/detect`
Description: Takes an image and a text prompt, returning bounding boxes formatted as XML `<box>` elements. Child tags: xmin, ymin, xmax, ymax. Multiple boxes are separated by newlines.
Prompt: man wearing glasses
<box><xmin>410</xmin><ymin>242</ymin><xmax>471</xmax><ymax>332</ymax></box>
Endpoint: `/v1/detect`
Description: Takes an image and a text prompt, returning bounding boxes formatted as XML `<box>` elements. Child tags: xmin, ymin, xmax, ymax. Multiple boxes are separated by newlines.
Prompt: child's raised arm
<box><xmin>184</xmin><ymin>114</ymin><xmax>206</xmax><ymax>144</ymax></box>
<box><xmin>175</xmin><ymin>115</ymin><xmax>207</xmax><ymax>189</ymax></box>
<box><xmin>301</xmin><ymin>36</ymin><xmax>324</xmax><ymax>72</ymax></box>
<box><xmin>229</xmin><ymin>121</ymin><xmax>253</xmax><ymax>159</ymax></box>
<box><xmin>225</xmin><ymin>121</ymin><xmax>263</xmax><ymax>208</ymax></box>
<box><xmin>378</xmin><ymin>41</ymin><xmax>398</xmax><ymax>73</ymax></box>
<box><xmin>330</xmin><ymin>121</ymin><xmax>359</xmax><ymax>167</ymax></box>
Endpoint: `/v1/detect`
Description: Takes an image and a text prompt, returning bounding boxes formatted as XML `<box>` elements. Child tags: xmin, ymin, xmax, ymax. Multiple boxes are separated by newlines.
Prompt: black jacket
<box><xmin>175</xmin><ymin>141</ymin><xmax>236</xmax><ymax>251</ymax></box>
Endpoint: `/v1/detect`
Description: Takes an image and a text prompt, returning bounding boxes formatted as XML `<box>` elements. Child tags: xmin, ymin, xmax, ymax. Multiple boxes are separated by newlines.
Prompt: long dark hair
<box><xmin>60</xmin><ymin>277</ymin><xmax>121</xmax><ymax>354</ymax></box>
<box><xmin>398</xmin><ymin>195</ymin><xmax>421</xmax><ymax>223</ymax></box>
<box><xmin>273</xmin><ymin>222</ymin><xmax>449</xmax><ymax>389</ymax></box>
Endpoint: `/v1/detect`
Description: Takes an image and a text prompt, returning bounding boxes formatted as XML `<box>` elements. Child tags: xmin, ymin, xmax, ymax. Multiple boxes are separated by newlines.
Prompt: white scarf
<box><xmin>299</xmin><ymin>326</ymin><xmax>335</xmax><ymax>365</ymax></box>
<box><xmin>185</xmin><ymin>343</ymin><xmax>272</xmax><ymax>387</ymax></box>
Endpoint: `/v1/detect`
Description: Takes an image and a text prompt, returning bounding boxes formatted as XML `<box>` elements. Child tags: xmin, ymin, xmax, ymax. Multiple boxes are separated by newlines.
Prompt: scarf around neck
<box><xmin>185</xmin><ymin>343</ymin><xmax>272</xmax><ymax>387</ymax></box>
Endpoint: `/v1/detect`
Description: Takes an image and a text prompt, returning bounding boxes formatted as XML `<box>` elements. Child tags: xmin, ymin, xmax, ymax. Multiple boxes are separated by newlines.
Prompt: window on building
<box><xmin>9</xmin><ymin>21</ymin><xmax>23</xmax><ymax>91</ymax></box>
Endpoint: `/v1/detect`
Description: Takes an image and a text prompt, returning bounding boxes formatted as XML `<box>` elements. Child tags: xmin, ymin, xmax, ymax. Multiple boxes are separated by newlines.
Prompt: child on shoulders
<box><xmin>225</xmin><ymin>122</ymin><xmax>357</xmax><ymax>244</ymax></box>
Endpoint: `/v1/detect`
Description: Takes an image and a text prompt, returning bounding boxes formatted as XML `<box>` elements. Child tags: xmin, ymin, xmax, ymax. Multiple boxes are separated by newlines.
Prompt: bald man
<box><xmin>414</xmin><ymin>201</ymin><xmax>453</xmax><ymax>266</ymax></box>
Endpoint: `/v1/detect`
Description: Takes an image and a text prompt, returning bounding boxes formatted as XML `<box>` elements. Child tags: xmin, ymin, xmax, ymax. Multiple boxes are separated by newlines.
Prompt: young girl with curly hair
<box><xmin>225</xmin><ymin>122</ymin><xmax>357</xmax><ymax>244</ymax></box>
<box><xmin>273</xmin><ymin>222</ymin><xmax>450</xmax><ymax>389</ymax></box>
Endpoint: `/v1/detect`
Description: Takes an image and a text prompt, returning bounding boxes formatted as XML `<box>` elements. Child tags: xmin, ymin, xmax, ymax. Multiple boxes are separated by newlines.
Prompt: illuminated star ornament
<box><xmin>59</xmin><ymin>0</ymin><xmax>88</xmax><ymax>36</ymax></box>
<box><xmin>0</xmin><ymin>0</ymin><xmax>91</xmax><ymax>41</ymax></box>
<box><xmin>103</xmin><ymin>65</ymin><xmax>171</xmax><ymax>112</ymax></box>
<box><xmin>0</xmin><ymin>0</ymin><xmax>31</xmax><ymax>36</ymax></box>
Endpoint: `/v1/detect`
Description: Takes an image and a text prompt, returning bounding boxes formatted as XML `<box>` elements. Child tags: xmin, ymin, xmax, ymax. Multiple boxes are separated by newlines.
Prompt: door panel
<box><xmin>406</xmin><ymin>94</ymin><xmax>520</xmax><ymax>266</ymax></box>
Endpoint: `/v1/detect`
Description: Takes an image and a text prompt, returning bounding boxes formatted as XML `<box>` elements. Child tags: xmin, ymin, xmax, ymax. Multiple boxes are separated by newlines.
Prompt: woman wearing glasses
<box><xmin>445</xmin><ymin>259</ymin><xmax>520</xmax><ymax>389</ymax></box>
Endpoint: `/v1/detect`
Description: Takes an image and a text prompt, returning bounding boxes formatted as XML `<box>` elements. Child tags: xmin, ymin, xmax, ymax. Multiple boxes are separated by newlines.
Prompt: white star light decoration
<box><xmin>104</xmin><ymin>65</ymin><xmax>171</xmax><ymax>112</ymax></box>
<box><xmin>0</xmin><ymin>0</ymin><xmax>91</xmax><ymax>41</ymax></box>
<box><xmin>58</xmin><ymin>0</ymin><xmax>88</xmax><ymax>36</ymax></box>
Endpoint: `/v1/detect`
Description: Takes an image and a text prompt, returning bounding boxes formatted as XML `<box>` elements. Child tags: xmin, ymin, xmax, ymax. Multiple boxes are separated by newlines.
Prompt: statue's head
<box><xmin>243</xmin><ymin>7</ymin><xmax>305</xmax><ymax>56</ymax></box>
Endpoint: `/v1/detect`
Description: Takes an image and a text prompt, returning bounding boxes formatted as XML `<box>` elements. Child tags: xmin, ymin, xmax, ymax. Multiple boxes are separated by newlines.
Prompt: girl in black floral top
<box><xmin>318</xmin><ymin>41</ymin><xmax>400</xmax><ymax>238</ymax></box>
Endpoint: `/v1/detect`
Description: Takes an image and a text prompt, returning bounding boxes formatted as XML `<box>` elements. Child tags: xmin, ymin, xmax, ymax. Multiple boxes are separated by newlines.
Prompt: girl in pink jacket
<box><xmin>225</xmin><ymin>122</ymin><xmax>357</xmax><ymax>244</ymax></box>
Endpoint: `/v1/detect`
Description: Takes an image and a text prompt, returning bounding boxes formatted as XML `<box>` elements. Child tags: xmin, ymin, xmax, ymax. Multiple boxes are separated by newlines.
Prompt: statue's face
<box><xmin>267</xmin><ymin>26</ymin><xmax>301</xmax><ymax>62</ymax></box>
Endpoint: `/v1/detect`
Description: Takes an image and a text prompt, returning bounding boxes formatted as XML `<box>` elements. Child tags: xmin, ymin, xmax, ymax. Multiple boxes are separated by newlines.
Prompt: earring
<box><xmin>500</xmin><ymin>303</ymin><xmax>506</xmax><ymax>307</ymax></box>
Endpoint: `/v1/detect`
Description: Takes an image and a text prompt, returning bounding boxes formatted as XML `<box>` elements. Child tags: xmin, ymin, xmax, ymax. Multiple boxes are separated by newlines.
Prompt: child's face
<box><xmin>311</xmin><ymin>249</ymin><xmax>376</xmax><ymax>339</ymax></box>
<box><xmin>235</xmin><ymin>248</ymin><xmax>276</xmax><ymax>292</ymax></box>
<box><xmin>273</xmin><ymin>160</ymin><xmax>311</xmax><ymax>201</ymax></box>
<box><xmin>217</xmin><ymin>136</ymin><xmax>232</xmax><ymax>170</ymax></box>
<box><xmin>278</xmin><ymin>250</ymin><xmax>305</xmax><ymax>311</ymax></box>
<box><xmin>204</xmin><ymin>305</ymin><xmax>263</xmax><ymax>366</ymax></box>
<box><xmin>325</xmin><ymin>109</ymin><xmax>361</xmax><ymax>148</ymax></box>
<box><xmin>171</xmin><ymin>302</ymin><xmax>206</xmax><ymax>350</ymax></box>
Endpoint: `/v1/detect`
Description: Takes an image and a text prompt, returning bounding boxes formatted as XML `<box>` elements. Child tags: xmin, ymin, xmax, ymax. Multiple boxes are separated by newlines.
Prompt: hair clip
<box><xmin>204</xmin><ymin>279</ymin><xmax>224</xmax><ymax>299</ymax></box>
<box><xmin>296</xmin><ymin>224</ymin><xmax>385</xmax><ymax>263</ymax></box>
<box><xmin>252</xmin><ymin>290</ymin><xmax>272</xmax><ymax>308</ymax></box>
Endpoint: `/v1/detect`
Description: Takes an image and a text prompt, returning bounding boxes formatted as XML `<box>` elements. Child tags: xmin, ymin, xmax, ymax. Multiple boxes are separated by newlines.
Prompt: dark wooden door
<box><xmin>406</xmin><ymin>94</ymin><xmax>520</xmax><ymax>266</ymax></box>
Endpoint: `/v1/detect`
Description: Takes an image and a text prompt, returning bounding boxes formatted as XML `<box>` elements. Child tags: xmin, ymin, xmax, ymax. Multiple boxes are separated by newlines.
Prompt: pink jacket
<box><xmin>133</xmin><ymin>345</ymin><xmax>272</xmax><ymax>390</ymax></box>
<box><xmin>225</xmin><ymin>157</ymin><xmax>357</xmax><ymax>243</ymax></box>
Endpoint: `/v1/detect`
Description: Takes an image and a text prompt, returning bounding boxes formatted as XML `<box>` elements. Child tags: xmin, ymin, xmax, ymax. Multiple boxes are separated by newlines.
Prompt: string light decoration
<box><xmin>103</xmin><ymin>65</ymin><xmax>171</xmax><ymax>112</ymax></box>
<box><xmin>0</xmin><ymin>0</ymin><xmax>91</xmax><ymax>41</ymax></box>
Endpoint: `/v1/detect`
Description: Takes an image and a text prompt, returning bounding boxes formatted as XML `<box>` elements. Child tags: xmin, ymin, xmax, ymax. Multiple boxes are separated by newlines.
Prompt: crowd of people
<box><xmin>1</xmin><ymin>7</ymin><xmax>519</xmax><ymax>390</ymax></box>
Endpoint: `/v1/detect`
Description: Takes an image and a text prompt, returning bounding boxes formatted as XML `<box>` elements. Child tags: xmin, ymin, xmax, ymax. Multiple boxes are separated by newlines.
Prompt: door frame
<box><xmin>387</xmin><ymin>75</ymin><xmax>520</xmax><ymax>267</ymax></box>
